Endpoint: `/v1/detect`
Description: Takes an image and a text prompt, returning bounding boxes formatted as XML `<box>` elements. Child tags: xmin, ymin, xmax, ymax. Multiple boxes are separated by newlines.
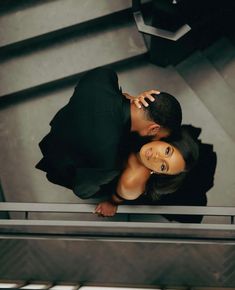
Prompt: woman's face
<box><xmin>139</xmin><ymin>141</ymin><xmax>185</xmax><ymax>175</ymax></box>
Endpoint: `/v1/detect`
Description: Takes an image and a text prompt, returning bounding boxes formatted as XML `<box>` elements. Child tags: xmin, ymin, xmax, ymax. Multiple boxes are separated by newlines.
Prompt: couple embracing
<box><xmin>36</xmin><ymin>67</ymin><xmax>199</xmax><ymax>216</ymax></box>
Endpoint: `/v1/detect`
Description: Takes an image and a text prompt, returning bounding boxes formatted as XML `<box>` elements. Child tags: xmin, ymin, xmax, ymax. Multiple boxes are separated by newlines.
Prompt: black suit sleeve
<box><xmin>73</xmin><ymin>168</ymin><xmax>120</xmax><ymax>199</ymax></box>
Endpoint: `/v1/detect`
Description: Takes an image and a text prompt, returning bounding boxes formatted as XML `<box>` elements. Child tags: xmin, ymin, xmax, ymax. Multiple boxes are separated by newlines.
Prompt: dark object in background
<box><xmin>146</xmin><ymin>0</ymin><xmax>235</xmax><ymax>66</ymax></box>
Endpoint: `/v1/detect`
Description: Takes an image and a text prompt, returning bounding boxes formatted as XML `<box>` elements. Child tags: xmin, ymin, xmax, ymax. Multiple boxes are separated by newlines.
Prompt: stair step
<box><xmin>176</xmin><ymin>51</ymin><xmax>235</xmax><ymax>141</ymax></box>
<box><xmin>0</xmin><ymin>19</ymin><xmax>147</xmax><ymax>98</ymax></box>
<box><xmin>203</xmin><ymin>37</ymin><xmax>235</xmax><ymax>93</ymax></box>
<box><xmin>0</xmin><ymin>0</ymin><xmax>135</xmax><ymax>49</ymax></box>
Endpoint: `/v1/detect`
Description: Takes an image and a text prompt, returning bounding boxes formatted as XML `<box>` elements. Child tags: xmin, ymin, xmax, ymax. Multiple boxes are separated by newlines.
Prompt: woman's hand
<box><xmin>95</xmin><ymin>201</ymin><xmax>117</xmax><ymax>217</ymax></box>
<box><xmin>123</xmin><ymin>90</ymin><xmax>160</xmax><ymax>109</ymax></box>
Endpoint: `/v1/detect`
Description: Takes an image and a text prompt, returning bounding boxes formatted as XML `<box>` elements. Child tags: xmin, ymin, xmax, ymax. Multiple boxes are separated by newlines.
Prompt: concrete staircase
<box><xmin>1</xmin><ymin>1</ymin><xmax>235</xmax><ymax>287</ymax></box>
<box><xmin>0</xmin><ymin>0</ymin><xmax>234</xmax><ymax>212</ymax></box>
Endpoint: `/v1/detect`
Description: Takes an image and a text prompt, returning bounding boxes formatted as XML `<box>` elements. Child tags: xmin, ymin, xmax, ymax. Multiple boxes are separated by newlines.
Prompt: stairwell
<box><xmin>0</xmin><ymin>0</ymin><xmax>235</xmax><ymax>287</ymax></box>
<box><xmin>0</xmin><ymin>0</ymin><xmax>234</xmax><ymax>207</ymax></box>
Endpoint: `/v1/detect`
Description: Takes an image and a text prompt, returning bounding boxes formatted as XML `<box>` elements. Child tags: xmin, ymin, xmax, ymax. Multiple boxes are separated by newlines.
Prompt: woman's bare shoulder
<box><xmin>117</xmin><ymin>153</ymin><xmax>150</xmax><ymax>200</ymax></box>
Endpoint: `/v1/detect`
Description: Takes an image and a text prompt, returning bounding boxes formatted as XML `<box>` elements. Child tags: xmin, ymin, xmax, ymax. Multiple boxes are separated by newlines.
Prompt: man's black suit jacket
<box><xmin>36</xmin><ymin>67</ymin><xmax>131</xmax><ymax>199</ymax></box>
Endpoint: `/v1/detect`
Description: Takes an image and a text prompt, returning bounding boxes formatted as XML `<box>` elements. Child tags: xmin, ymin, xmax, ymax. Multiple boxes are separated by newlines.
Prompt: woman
<box><xmin>95</xmin><ymin>127</ymin><xmax>199</xmax><ymax>216</ymax></box>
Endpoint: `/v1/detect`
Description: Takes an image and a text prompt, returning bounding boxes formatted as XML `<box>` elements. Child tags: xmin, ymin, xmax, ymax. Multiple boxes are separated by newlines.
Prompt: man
<box><xmin>36</xmin><ymin>67</ymin><xmax>182</xmax><ymax>200</ymax></box>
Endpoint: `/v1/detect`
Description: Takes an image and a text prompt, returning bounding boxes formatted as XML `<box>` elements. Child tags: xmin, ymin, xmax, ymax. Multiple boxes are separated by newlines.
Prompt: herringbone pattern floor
<box><xmin>0</xmin><ymin>239</ymin><xmax>234</xmax><ymax>286</ymax></box>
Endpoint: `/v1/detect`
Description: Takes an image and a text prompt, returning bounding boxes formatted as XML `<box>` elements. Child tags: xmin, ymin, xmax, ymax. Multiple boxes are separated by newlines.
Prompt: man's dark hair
<box><xmin>144</xmin><ymin>92</ymin><xmax>182</xmax><ymax>134</ymax></box>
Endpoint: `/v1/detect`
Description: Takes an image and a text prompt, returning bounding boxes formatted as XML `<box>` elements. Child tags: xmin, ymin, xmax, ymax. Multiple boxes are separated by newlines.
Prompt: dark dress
<box><xmin>36</xmin><ymin>67</ymin><xmax>131</xmax><ymax>199</ymax></box>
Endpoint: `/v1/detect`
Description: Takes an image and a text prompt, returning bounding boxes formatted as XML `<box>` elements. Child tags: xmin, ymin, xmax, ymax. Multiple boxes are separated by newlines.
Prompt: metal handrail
<box><xmin>132</xmin><ymin>0</ymin><xmax>191</xmax><ymax>41</ymax></box>
<box><xmin>0</xmin><ymin>202</ymin><xmax>235</xmax><ymax>216</ymax></box>
<box><xmin>0</xmin><ymin>219</ymin><xmax>235</xmax><ymax>230</ymax></box>
<box><xmin>1</xmin><ymin>203</ymin><xmax>235</xmax><ymax>240</ymax></box>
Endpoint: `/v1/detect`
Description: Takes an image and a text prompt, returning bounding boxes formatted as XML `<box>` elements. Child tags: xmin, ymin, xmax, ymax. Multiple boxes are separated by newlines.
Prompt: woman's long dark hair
<box><xmin>145</xmin><ymin>127</ymin><xmax>199</xmax><ymax>201</ymax></box>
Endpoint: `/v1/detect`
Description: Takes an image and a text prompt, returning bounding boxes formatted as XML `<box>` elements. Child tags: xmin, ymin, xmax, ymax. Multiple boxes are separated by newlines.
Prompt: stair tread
<box><xmin>204</xmin><ymin>37</ymin><xmax>235</xmax><ymax>93</ymax></box>
<box><xmin>0</xmin><ymin>0</ymin><xmax>133</xmax><ymax>48</ymax></box>
<box><xmin>0</xmin><ymin>20</ymin><xmax>147</xmax><ymax>97</ymax></box>
<box><xmin>176</xmin><ymin>50</ymin><xmax>235</xmax><ymax>141</ymax></box>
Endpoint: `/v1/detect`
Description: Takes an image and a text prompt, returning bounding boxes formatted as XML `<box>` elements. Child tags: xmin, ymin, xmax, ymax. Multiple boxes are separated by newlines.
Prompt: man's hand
<box><xmin>95</xmin><ymin>201</ymin><xmax>118</xmax><ymax>217</ymax></box>
<box><xmin>123</xmin><ymin>90</ymin><xmax>160</xmax><ymax>109</ymax></box>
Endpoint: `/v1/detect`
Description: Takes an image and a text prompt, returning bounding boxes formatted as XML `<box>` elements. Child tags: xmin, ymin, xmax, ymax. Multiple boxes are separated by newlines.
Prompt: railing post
<box><xmin>231</xmin><ymin>216</ymin><xmax>234</xmax><ymax>224</ymax></box>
